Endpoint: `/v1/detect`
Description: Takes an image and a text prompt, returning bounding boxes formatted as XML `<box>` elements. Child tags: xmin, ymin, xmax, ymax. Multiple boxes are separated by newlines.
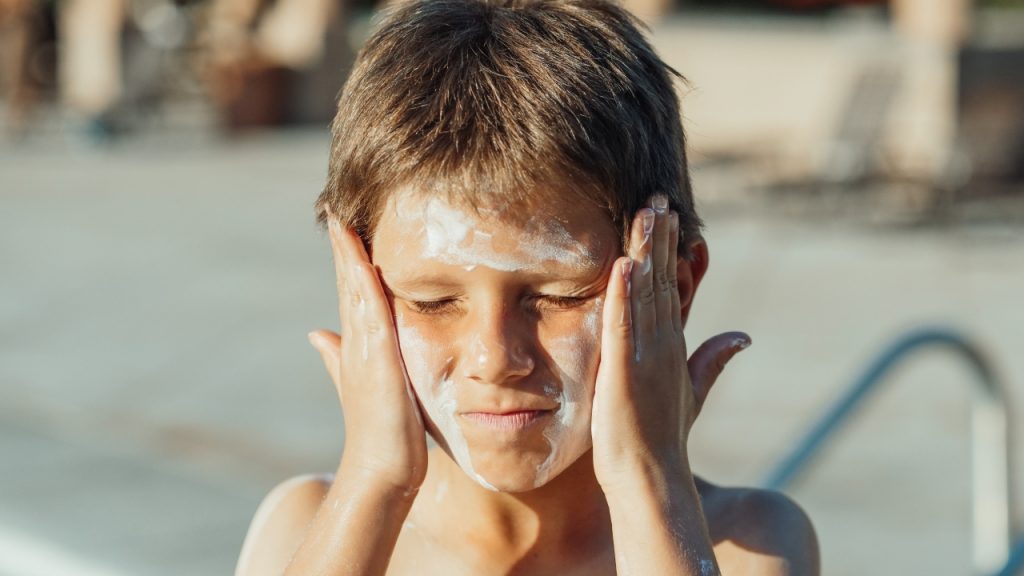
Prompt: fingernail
<box><xmin>307</xmin><ymin>331</ymin><xmax>320</xmax><ymax>347</ymax></box>
<box><xmin>642</xmin><ymin>209</ymin><xmax>655</xmax><ymax>238</ymax></box>
<box><xmin>652</xmin><ymin>195</ymin><xmax>668</xmax><ymax>214</ymax></box>
<box><xmin>732</xmin><ymin>336</ymin><xmax>751</xmax><ymax>350</ymax></box>
<box><xmin>621</xmin><ymin>259</ymin><xmax>633</xmax><ymax>296</ymax></box>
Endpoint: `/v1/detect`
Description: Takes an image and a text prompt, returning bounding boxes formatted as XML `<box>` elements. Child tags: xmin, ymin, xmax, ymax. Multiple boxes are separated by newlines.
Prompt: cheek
<box><xmin>546</xmin><ymin>334</ymin><xmax>599</xmax><ymax>388</ymax></box>
<box><xmin>394</xmin><ymin>318</ymin><xmax>453</xmax><ymax>398</ymax></box>
<box><xmin>532</xmin><ymin>300</ymin><xmax>603</xmax><ymax>487</ymax></box>
<box><xmin>542</xmin><ymin>299</ymin><xmax>603</xmax><ymax>396</ymax></box>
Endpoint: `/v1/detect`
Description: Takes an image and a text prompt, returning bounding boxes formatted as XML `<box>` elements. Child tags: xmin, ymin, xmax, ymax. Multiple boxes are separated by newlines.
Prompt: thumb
<box><xmin>686</xmin><ymin>331</ymin><xmax>751</xmax><ymax>415</ymax></box>
<box><xmin>307</xmin><ymin>329</ymin><xmax>342</xmax><ymax>396</ymax></box>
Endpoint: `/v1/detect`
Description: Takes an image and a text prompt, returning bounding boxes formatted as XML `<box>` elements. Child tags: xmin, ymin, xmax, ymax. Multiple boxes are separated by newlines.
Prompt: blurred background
<box><xmin>2</xmin><ymin>0</ymin><xmax>1023</xmax><ymax>574</ymax></box>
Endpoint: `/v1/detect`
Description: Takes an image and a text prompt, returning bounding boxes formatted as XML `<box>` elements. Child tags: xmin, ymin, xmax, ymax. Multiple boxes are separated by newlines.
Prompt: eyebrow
<box><xmin>385</xmin><ymin>273</ymin><xmax>463</xmax><ymax>292</ymax></box>
<box><xmin>386</xmin><ymin>260</ymin><xmax>612</xmax><ymax>294</ymax></box>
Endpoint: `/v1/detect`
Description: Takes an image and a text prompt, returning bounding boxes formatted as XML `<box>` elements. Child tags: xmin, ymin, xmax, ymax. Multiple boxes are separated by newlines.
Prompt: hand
<box><xmin>591</xmin><ymin>196</ymin><xmax>750</xmax><ymax>491</ymax></box>
<box><xmin>307</xmin><ymin>220</ymin><xmax>428</xmax><ymax>493</ymax></box>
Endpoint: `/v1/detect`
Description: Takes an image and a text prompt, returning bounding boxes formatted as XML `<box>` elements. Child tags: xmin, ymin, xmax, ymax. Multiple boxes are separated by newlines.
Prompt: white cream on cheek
<box><xmin>396</xmin><ymin>316</ymin><xmax>498</xmax><ymax>491</ymax></box>
<box><xmin>534</xmin><ymin>296</ymin><xmax>602</xmax><ymax>487</ymax></box>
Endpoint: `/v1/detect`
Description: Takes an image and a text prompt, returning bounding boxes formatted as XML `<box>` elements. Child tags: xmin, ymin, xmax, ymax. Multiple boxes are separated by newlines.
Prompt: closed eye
<box><xmin>408</xmin><ymin>298</ymin><xmax>460</xmax><ymax>314</ymax></box>
<box><xmin>407</xmin><ymin>295</ymin><xmax>592</xmax><ymax>315</ymax></box>
<box><xmin>534</xmin><ymin>294</ymin><xmax>591</xmax><ymax>310</ymax></box>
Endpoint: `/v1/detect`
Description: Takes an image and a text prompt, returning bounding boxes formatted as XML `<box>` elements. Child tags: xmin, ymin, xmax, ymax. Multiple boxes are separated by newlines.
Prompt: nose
<box><xmin>461</xmin><ymin>306</ymin><xmax>535</xmax><ymax>385</ymax></box>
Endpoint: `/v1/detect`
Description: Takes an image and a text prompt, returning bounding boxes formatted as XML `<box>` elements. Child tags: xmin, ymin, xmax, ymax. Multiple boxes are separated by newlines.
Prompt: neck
<box><xmin>414</xmin><ymin>448</ymin><xmax>612</xmax><ymax>562</ymax></box>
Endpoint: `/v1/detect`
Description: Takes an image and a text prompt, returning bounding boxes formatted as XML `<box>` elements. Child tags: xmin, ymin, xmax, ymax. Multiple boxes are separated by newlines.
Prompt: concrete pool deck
<box><xmin>2</xmin><ymin>129</ymin><xmax>1022</xmax><ymax>575</ymax></box>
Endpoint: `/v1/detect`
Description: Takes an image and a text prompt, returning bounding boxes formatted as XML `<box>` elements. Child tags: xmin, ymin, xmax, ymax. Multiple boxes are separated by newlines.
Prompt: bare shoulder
<box><xmin>696</xmin><ymin>477</ymin><xmax>820</xmax><ymax>576</ymax></box>
<box><xmin>235</xmin><ymin>473</ymin><xmax>334</xmax><ymax>576</ymax></box>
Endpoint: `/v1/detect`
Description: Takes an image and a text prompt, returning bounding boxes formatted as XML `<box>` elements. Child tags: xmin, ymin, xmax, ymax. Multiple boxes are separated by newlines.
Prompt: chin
<box><xmin>472</xmin><ymin>457</ymin><xmax>555</xmax><ymax>493</ymax></box>
<box><xmin>460</xmin><ymin>441</ymin><xmax>590</xmax><ymax>493</ymax></box>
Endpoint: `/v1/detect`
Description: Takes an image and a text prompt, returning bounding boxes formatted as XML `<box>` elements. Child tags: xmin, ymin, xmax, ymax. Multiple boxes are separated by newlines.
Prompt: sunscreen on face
<box><xmin>389</xmin><ymin>197</ymin><xmax>604</xmax><ymax>490</ymax></box>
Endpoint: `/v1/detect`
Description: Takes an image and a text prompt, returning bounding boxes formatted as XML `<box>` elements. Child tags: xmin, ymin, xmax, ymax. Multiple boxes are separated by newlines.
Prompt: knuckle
<box><xmin>654</xmin><ymin>270</ymin><xmax>672</xmax><ymax>291</ymax></box>
<box><xmin>638</xmin><ymin>286</ymin><xmax>656</xmax><ymax>305</ymax></box>
<box><xmin>614</xmin><ymin>319</ymin><xmax>633</xmax><ymax>336</ymax></box>
<box><xmin>364</xmin><ymin>317</ymin><xmax>383</xmax><ymax>334</ymax></box>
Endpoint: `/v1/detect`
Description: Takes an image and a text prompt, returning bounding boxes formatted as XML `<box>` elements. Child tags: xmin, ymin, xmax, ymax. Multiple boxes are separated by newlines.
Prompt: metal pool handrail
<box><xmin>995</xmin><ymin>537</ymin><xmax>1024</xmax><ymax>576</ymax></box>
<box><xmin>758</xmin><ymin>327</ymin><xmax>1013</xmax><ymax>575</ymax></box>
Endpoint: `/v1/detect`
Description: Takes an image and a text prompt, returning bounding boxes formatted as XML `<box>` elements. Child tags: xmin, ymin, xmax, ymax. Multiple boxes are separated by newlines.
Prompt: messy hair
<box><xmin>315</xmin><ymin>0</ymin><xmax>702</xmax><ymax>256</ymax></box>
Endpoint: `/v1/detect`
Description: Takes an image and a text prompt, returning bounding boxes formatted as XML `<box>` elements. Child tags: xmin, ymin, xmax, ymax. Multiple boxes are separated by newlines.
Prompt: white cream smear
<box><xmin>392</xmin><ymin>196</ymin><xmax>602</xmax><ymax>490</ymax></box>
<box><xmin>397</xmin><ymin>319</ymin><xmax>498</xmax><ymax>491</ymax></box>
<box><xmin>533</xmin><ymin>296</ymin><xmax>601</xmax><ymax>487</ymax></box>
<box><xmin>419</xmin><ymin>198</ymin><xmax>595</xmax><ymax>272</ymax></box>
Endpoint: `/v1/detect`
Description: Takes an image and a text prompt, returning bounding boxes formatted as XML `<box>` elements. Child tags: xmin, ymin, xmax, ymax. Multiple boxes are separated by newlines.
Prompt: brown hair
<box><xmin>315</xmin><ymin>0</ymin><xmax>701</xmax><ymax>256</ymax></box>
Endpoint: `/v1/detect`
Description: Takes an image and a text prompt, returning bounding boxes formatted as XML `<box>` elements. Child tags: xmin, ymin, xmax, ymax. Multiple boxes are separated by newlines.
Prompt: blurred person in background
<box><xmin>196</xmin><ymin>0</ymin><xmax>676</xmax><ymax>129</ymax></box>
<box><xmin>0</xmin><ymin>0</ymin><xmax>51</xmax><ymax>137</ymax></box>
<box><xmin>2</xmin><ymin>0</ymin><xmax>192</xmax><ymax>139</ymax></box>
<box><xmin>58</xmin><ymin>0</ymin><xmax>127</xmax><ymax>137</ymax></box>
<box><xmin>0</xmin><ymin>0</ymin><xmax>771</xmax><ymax>139</ymax></box>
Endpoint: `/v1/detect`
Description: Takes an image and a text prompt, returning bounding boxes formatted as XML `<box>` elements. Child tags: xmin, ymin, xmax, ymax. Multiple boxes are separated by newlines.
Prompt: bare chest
<box><xmin>384</xmin><ymin>522</ymin><xmax>746</xmax><ymax>576</ymax></box>
<box><xmin>385</xmin><ymin>522</ymin><xmax>618</xmax><ymax>576</ymax></box>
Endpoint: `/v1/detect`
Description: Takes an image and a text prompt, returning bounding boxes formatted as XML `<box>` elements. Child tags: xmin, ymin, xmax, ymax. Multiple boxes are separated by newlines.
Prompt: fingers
<box><xmin>650</xmin><ymin>195</ymin><xmax>674</xmax><ymax>332</ymax></box>
<box><xmin>599</xmin><ymin>256</ymin><xmax>636</xmax><ymax>380</ymax></box>
<box><xmin>667</xmin><ymin>212</ymin><xmax>683</xmax><ymax>335</ymax></box>
<box><xmin>328</xmin><ymin>218</ymin><xmax>388</xmax><ymax>337</ymax></box>
<box><xmin>329</xmin><ymin>216</ymin><xmax>375</xmax><ymax>297</ymax></box>
<box><xmin>308</xmin><ymin>329</ymin><xmax>342</xmax><ymax>398</ymax></box>
<box><xmin>625</xmin><ymin>195</ymin><xmax>682</xmax><ymax>356</ymax></box>
<box><xmin>687</xmin><ymin>331</ymin><xmax>751</xmax><ymax>414</ymax></box>
<box><xmin>352</xmin><ymin>261</ymin><xmax>392</xmax><ymax>339</ymax></box>
<box><xmin>327</xmin><ymin>218</ymin><xmax>352</xmax><ymax>335</ymax></box>
<box><xmin>627</xmin><ymin>208</ymin><xmax>656</xmax><ymax>354</ymax></box>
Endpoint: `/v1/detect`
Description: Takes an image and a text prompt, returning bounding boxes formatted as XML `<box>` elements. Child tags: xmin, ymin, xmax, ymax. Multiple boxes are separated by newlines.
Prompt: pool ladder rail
<box><xmin>759</xmin><ymin>327</ymin><xmax>1020</xmax><ymax>576</ymax></box>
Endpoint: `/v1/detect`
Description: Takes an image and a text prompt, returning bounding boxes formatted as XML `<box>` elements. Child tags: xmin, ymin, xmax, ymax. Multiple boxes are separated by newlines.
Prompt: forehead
<box><xmin>372</xmin><ymin>188</ymin><xmax>618</xmax><ymax>274</ymax></box>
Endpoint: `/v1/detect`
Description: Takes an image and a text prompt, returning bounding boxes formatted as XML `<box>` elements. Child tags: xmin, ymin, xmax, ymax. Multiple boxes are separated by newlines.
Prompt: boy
<box><xmin>235</xmin><ymin>0</ymin><xmax>820</xmax><ymax>574</ymax></box>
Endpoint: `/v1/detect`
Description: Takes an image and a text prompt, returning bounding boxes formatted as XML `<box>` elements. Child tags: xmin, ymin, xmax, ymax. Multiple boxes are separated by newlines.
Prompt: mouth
<box><xmin>460</xmin><ymin>409</ymin><xmax>553</xmax><ymax>432</ymax></box>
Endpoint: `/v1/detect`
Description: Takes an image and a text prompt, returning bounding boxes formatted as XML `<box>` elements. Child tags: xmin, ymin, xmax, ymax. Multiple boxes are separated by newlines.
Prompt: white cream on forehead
<box><xmin>398</xmin><ymin>197</ymin><xmax>597</xmax><ymax>272</ymax></box>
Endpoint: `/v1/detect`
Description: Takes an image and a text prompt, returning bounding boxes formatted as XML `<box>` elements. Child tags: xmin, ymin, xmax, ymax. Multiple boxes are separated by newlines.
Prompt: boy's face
<box><xmin>372</xmin><ymin>188</ymin><xmax>619</xmax><ymax>492</ymax></box>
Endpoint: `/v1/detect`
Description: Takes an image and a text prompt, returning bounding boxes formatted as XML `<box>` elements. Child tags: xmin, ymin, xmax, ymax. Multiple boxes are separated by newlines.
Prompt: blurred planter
<box><xmin>221</xmin><ymin>61</ymin><xmax>290</xmax><ymax>129</ymax></box>
<box><xmin>220</xmin><ymin>11</ymin><xmax>354</xmax><ymax>130</ymax></box>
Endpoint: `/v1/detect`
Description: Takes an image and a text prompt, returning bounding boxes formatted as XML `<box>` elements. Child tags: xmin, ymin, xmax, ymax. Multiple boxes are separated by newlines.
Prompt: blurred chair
<box><xmin>819</xmin><ymin>60</ymin><xmax>901</xmax><ymax>185</ymax></box>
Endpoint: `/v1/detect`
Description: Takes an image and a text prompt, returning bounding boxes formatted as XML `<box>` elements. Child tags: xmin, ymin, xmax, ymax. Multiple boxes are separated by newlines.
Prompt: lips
<box><xmin>460</xmin><ymin>409</ymin><xmax>553</xmax><ymax>431</ymax></box>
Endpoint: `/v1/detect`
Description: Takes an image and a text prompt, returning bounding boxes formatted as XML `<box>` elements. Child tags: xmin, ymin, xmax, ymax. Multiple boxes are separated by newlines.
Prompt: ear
<box><xmin>675</xmin><ymin>240</ymin><xmax>709</xmax><ymax>330</ymax></box>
